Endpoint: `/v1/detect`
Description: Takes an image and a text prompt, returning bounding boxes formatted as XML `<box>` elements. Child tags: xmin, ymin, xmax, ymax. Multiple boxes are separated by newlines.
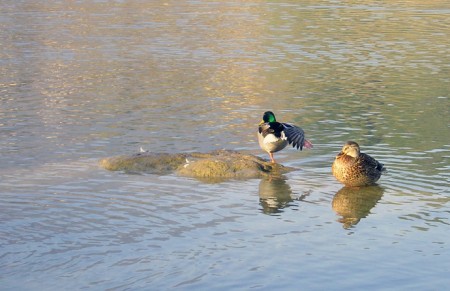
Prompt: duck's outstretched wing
<box><xmin>281</xmin><ymin>123</ymin><xmax>313</xmax><ymax>150</ymax></box>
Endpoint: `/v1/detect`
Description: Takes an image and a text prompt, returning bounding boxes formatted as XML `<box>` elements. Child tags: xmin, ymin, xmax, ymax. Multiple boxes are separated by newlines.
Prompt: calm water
<box><xmin>1</xmin><ymin>1</ymin><xmax>449</xmax><ymax>290</ymax></box>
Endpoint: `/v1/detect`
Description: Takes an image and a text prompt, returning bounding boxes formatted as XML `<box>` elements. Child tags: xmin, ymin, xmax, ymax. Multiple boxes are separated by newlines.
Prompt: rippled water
<box><xmin>1</xmin><ymin>1</ymin><xmax>449</xmax><ymax>290</ymax></box>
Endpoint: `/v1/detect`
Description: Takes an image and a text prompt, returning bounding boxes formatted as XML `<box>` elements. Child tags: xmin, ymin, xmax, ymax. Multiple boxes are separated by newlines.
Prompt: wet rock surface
<box><xmin>99</xmin><ymin>150</ymin><xmax>294</xmax><ymax>180</ymax></box>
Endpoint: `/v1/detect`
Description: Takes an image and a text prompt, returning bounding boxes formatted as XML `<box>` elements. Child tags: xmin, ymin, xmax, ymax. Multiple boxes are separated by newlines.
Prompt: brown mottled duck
<box><xmin>258</xmin><ymin>111</ymin><xmax>313</xmax><ymax>163</ymax></box>
<box><xmin>332</xmin><ymin>141</ymin><xmax>386</xmax><ymax>187</ymax></box>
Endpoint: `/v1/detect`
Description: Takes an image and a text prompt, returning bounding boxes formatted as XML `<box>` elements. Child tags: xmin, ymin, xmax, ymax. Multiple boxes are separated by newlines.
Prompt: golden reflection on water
<box><xmin>1</xmin><ymin>1</ymin><xmax>448</xmax><ymax>168</ymax></box>
<box><xmin>332</xmin><ymin>185</ymin><xmax>384</xmax><ymax>229</ymax></box>
<box><xmin>4</xmin><ymin>1</ymin><xmax>448</xmax><ymax>134</ymax></box>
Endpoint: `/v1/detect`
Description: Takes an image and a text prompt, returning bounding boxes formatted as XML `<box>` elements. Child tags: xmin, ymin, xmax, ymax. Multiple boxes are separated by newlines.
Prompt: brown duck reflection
<box><xmin>332</xmin><ymin>186</ymin><xmax>384</xmax><ymax>229</ymax></box>
<box><xmin>258</xmin><ymin>176</ymin><xmax>294</xmax><ymax>214</ymax></box>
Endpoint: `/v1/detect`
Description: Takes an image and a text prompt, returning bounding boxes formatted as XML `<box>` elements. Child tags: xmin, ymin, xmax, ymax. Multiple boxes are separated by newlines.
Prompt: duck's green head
<box><xmin>342</xmin><ymin>141</ymin><xmax>360</xmax><ymax>158</ymax></box>
<box><xmin>261</xmin><ymin>111</ymin><xmax>276</xmax><ymax>124</ymax></box>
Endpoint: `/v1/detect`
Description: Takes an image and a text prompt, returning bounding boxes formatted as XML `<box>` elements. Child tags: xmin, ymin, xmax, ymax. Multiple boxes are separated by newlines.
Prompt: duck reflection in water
<box><xmin>259</xmin><ymin>175</ymin><xmax>307</xmax><ymax>215</ymax></box>
<box><xmin>332</xmin><ymin>185</ymin><xmax>384</xmax><ymax>229</ymax></box>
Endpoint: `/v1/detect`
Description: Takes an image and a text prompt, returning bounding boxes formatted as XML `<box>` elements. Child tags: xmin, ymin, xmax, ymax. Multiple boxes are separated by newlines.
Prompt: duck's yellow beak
<box><xmin>259</xmin><ymin>119</ymin><xmax>265</xmax><ymax>125</ymax></box>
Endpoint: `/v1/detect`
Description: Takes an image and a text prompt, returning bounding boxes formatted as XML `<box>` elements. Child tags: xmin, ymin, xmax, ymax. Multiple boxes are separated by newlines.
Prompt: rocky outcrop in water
<box><xmin>99</xmin><ymin>150</ymin><xmax>293</xmax><ymax>181</ymax></box>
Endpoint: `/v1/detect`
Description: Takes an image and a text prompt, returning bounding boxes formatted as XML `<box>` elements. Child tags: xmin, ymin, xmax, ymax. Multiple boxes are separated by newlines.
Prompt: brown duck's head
<box><xmin>342</xmin><ymin>141</ymin><xmax>360</xmax><ymax>158</ymax></box>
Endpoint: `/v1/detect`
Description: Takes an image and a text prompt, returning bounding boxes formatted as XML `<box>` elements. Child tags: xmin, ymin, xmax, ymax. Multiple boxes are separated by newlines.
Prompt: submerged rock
<box><xmin>99</xmin><ymin>152</ymin><xmax>188</xmax><ymax>175</ymax></box>
<box><xmin>99</xmin><ymin>150</ymin><xmax>293</xmax><ymax>181</ymax></box>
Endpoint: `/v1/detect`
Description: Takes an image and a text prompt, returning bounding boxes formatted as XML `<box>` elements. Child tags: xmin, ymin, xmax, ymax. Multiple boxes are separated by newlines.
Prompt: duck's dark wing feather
<box><xmin>282</xmin><ymin>123</ymin><xmax>306</xmax><ymax>150</ymax></box>
<box><xmin>359</xmin><ymin>153</ymin><xmax>386</xmax><ymax>173</ymax></box>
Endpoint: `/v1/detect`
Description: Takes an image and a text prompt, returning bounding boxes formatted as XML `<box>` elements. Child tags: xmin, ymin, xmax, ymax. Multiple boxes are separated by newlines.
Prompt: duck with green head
<box><xmin>258</xmin><ymin>111</ymin><xmax>313</xmax><ymax>163</ymax></box>
<box><xmin>332</xmin><ymin>141</ymin><xmax>386</xmax><ymax>187</ymax></box>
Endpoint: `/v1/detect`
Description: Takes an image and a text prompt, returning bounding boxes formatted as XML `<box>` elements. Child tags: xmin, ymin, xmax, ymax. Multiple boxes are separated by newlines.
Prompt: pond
<box><xmin>1</xmin><ymin>1</ymin><xmax>449</xmax><ymax>289</ymax></box>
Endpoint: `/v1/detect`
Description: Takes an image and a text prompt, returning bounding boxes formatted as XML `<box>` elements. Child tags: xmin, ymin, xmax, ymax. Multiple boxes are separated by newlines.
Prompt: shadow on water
<box><xmin>332</xmin><ymin>185</ymin><xmax>384</xmax><ymax>229</ymax></box>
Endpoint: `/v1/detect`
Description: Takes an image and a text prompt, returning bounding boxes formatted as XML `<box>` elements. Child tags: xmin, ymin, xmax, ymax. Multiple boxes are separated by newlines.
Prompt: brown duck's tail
<box><xmin>377</xmin><ymin>162</ymin><xmax>387</xmax><ymax>173</ymax></box>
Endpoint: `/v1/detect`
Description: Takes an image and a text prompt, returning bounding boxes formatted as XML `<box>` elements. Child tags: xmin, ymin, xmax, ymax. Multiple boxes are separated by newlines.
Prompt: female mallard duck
<box><xmin>258</xmin><ymin>111</ymin><xmax>313</xmax><ymax>163</ymax></box>
<box><xmin>332</xmin><ymin>141</ymin><xmax>386</xmax><ymax>187</ymax></box>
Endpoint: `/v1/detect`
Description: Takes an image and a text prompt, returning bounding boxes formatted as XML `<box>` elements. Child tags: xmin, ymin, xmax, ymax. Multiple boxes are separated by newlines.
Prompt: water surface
<box><xmin>1</xmin><ymin>1</ymin><xmax>449</xmax><ymax>290</ymax></box>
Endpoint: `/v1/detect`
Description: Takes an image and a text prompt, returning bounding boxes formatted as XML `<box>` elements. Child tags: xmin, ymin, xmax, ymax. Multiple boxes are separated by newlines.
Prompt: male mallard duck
<box><xmin>258</xmin><ymin>111</ymin><xmax>313</xmax><ymax>163</ymax></box>
<box><xmin>332</xmin><ymin>141</ymin><xmax>386</xmax><ymax>187</ymax></box>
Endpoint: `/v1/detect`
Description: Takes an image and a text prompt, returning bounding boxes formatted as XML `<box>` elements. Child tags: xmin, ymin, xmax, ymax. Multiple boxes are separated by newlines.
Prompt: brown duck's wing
<box><xmin>281</xmin><ymin>123</ymin><xmax>307</xmax><ymax>150</ymax></box>
<box><xmin>359</xmin><ymin>153</ymin><xmax>386</xmax><ymax>173</ymax></box>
